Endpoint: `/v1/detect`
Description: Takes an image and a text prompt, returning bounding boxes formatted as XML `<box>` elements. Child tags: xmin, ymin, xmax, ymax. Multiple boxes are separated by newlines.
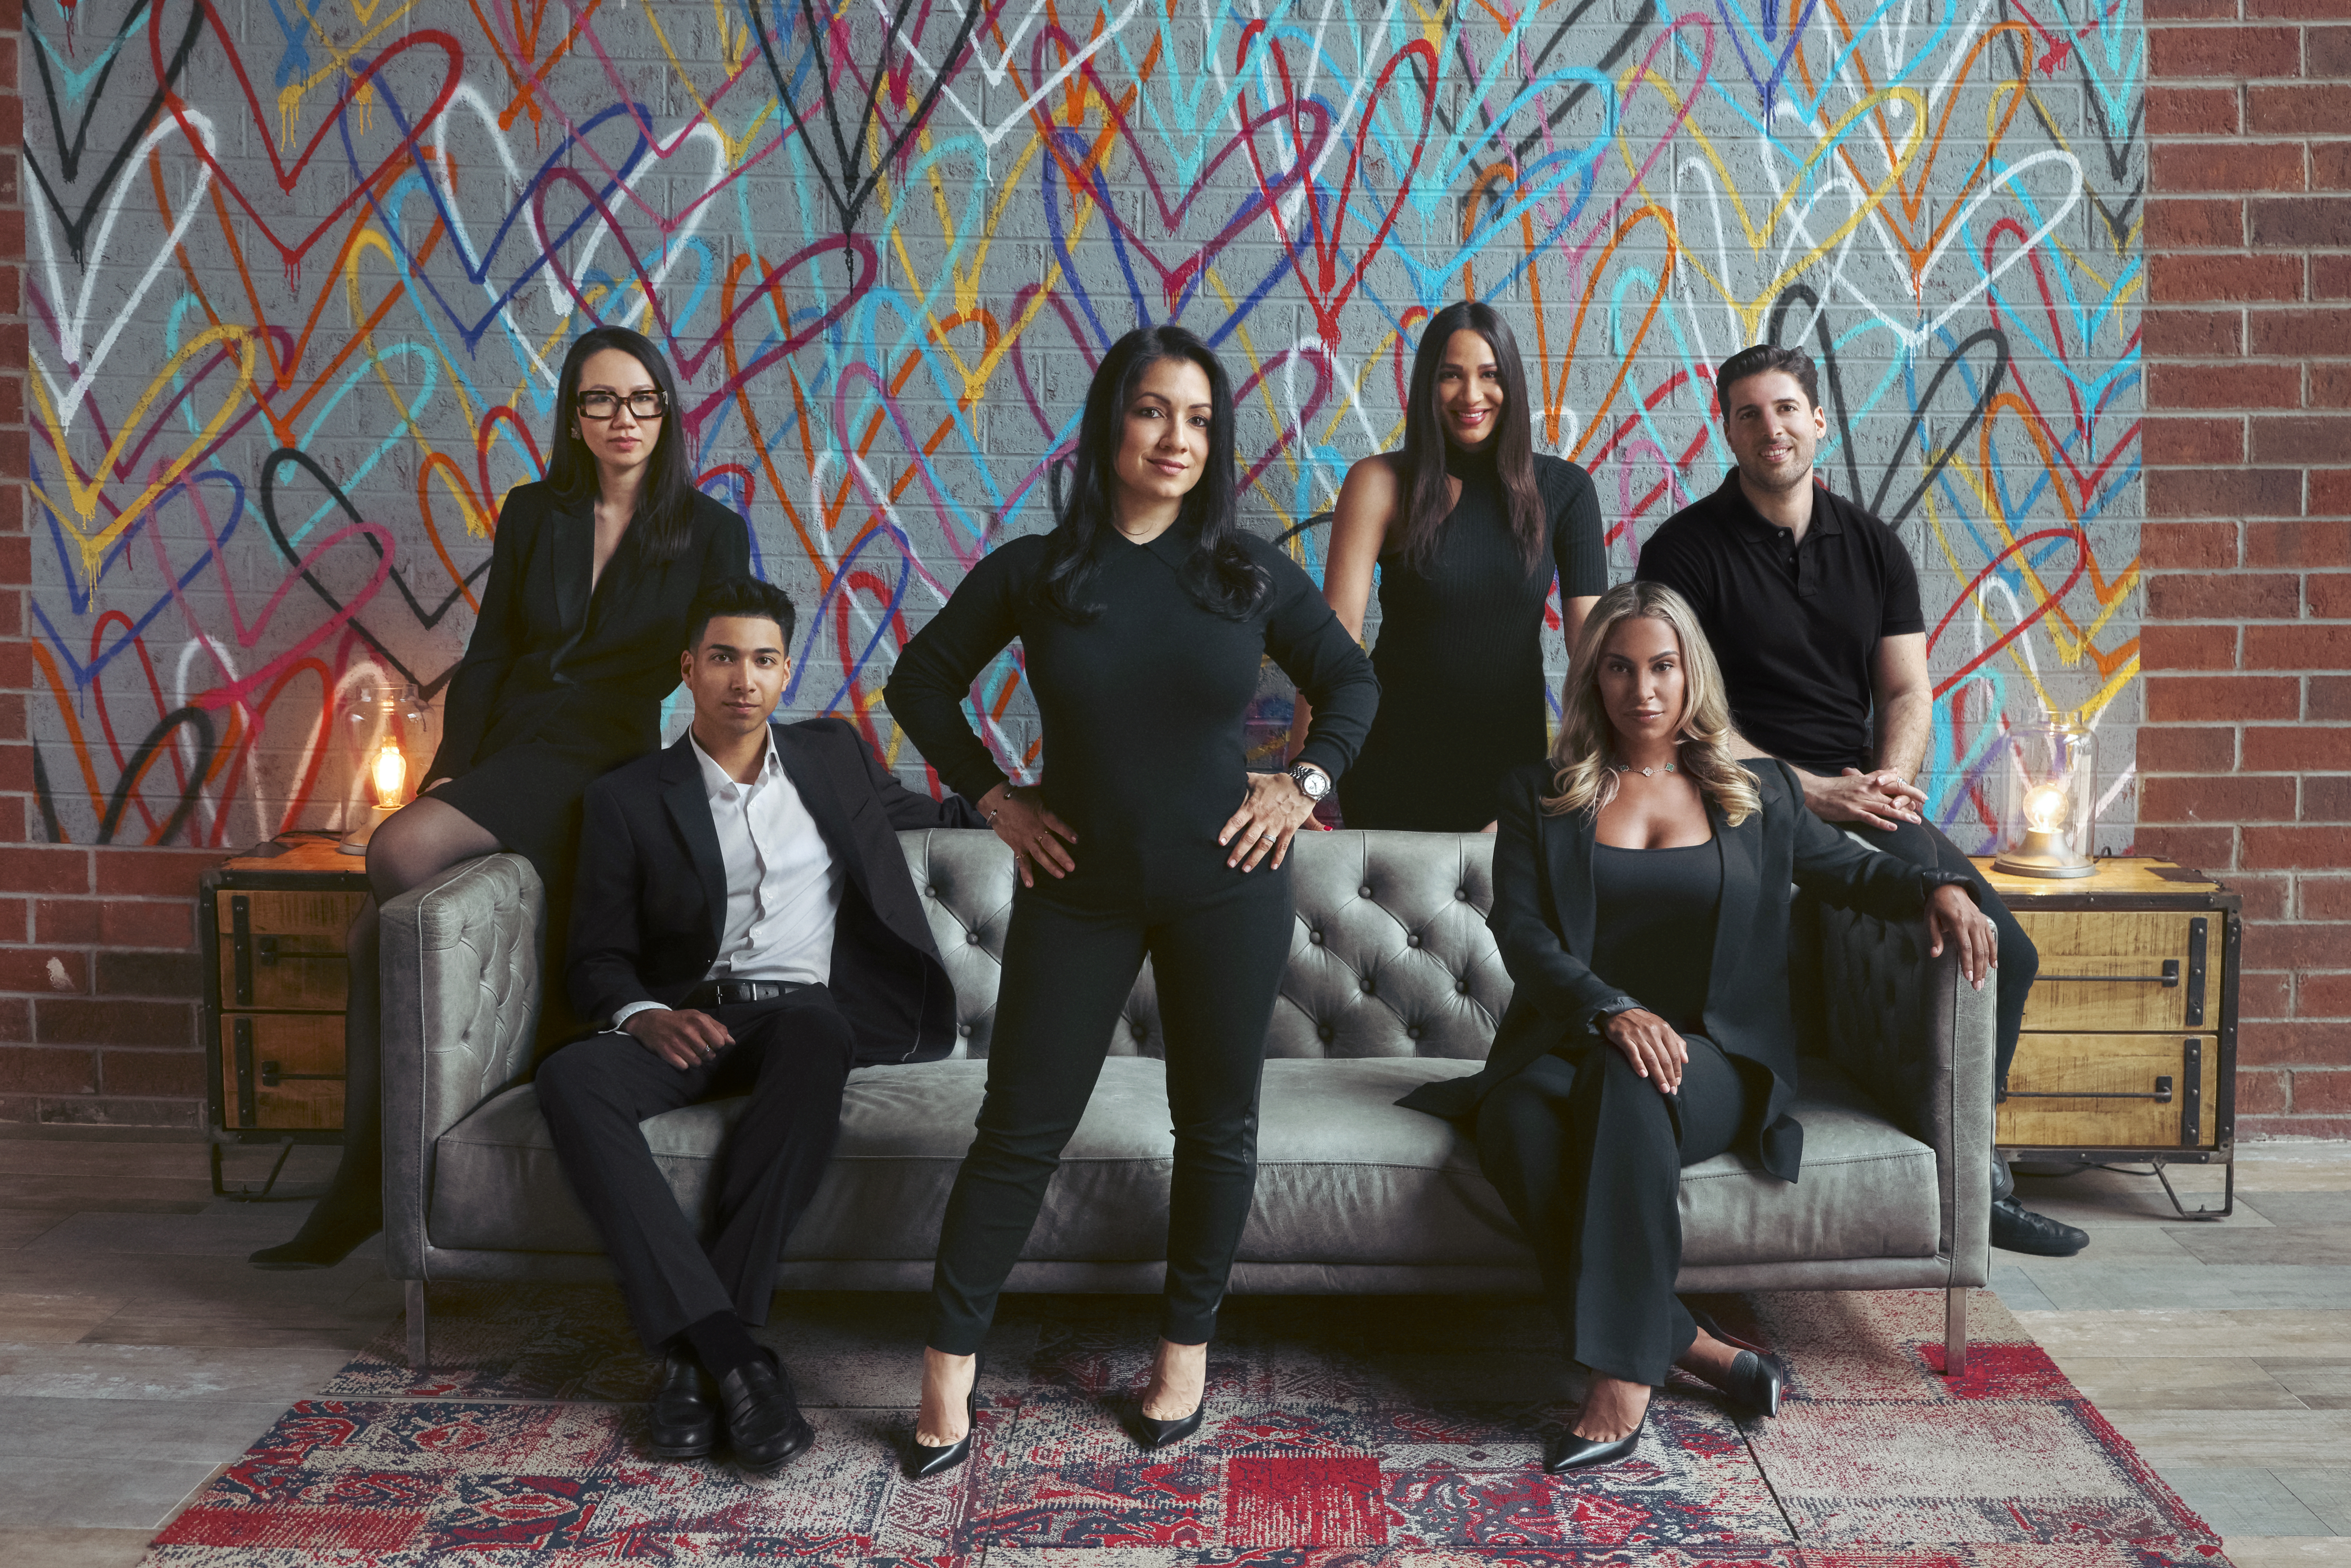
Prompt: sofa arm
<box><xmin>380</xmin><ymin>852</ymin><xmax>545</xmax><ymax>1282</ymax></box>
<box><xmin>1817</xmin><ymin>904</ymin><xmax>1996</xmax><ymax>1285</ymax></box>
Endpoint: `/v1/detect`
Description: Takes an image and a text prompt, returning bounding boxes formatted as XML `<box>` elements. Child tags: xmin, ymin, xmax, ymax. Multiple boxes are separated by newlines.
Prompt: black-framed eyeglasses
<box><xmin>575</xmin><ymin>389</ymin><xmax>668</xmax><ymax>420</ymax></box>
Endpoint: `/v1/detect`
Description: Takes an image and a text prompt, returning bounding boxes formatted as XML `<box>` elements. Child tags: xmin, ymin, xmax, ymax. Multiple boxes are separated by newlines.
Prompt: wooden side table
<box><xmin>1973</xmin><ymin>856</ymin><xmax>2242</xmax><ymax>1219</ymax></box>
<box><xmin>200</xmin><ymin>836</ymin><xmax>372</xmax><ymax>1194</ymax></box>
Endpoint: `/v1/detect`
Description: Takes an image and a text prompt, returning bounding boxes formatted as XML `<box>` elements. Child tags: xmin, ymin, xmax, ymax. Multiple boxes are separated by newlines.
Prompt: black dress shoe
<box><xmin>649</xmin><ymin>1351</ymin><xmax>718</xmax><ymax>1461</ymax></box>
<box><xmin>905</xmin><ymin>1357</ymin><xmax>983</xmax><ymax>1481</ymax></box>
<box><xmin>1544</xmin><ymin>1412</ymin><xmax>1646</xmax><ymax>1473</ymax></box>
<box><xmin>719</xmin><ymin>1350</ymin><xmax>814</xmax><ymax>1475</ymax></box>
<box><xmin>247</xmin><ymin>1207</ymin><xmax>381</xmax><ymax>1271</ymax></box>
<box><xmin>1990</xmin><ymin>1195</ymin><xmax>2089</xmax><ymax>1257</ymax></box>
<box><xmin>1134</xmin><ymin>1405</ymin><xmax>1206</xmax><ymax>1450</ymax></box>
<box><xmin>1685</xmin><ymin>1308</ymin><xmax>1788</xmax><ymax>1419</ymax></box>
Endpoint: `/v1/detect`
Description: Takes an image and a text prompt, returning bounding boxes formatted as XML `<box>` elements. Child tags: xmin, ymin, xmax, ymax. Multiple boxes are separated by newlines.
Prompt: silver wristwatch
<box><xmin>1288</xmin><ymin>763</ymin><xmax>1330</xmax><ymax>802</ymax></box>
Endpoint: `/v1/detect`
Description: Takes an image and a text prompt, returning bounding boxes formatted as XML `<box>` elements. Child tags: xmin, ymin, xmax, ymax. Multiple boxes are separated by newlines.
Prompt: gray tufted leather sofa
<box><xmin>382</xmin><ymin>828</ymin><xmax>1994</xmax><ymax>1375</ymax></box>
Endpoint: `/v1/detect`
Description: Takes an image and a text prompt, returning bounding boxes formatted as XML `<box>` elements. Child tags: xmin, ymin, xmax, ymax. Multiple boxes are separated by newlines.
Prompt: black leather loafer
<box><xmin>720</xmin><ymin>1350</ymin><xmax>814</xmax><ymax>1475</ymax></box>
<box><xmin>1544</xmin><ymin>1412</ymin><xmax>1645</xmax><ymax>1473</ymax></box>
<box><xmin>1134</xmin><ymin>1405</ymin><xmax>1206</xmax><ymax>1450</ymax></box>
<box><xmin>1990</xmin><ymin>1196</ymin><xmax>2089</xmax><ymax>1257</ymax></box>
<box><xmin>1686</xmin><ymin>1308</ymin><xmax>1788</xmax><ymax>1419</ymax></box>
<box><xmin>906</xmin><ymin>1358</ymin><xmax>983</xmax><ymax>1481</ymax></box>
<box><xmin>649</xmin><ymin>1351</ymin><xmax>718</xmax><ymax>1461</ymax></box>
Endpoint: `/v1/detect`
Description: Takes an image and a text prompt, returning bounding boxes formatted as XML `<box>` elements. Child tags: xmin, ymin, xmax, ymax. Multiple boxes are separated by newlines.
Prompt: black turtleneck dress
<box><xmin>1338</xmin><ymin>444</ymin><xmax>1607</xmax><ymax>831</ymax></box>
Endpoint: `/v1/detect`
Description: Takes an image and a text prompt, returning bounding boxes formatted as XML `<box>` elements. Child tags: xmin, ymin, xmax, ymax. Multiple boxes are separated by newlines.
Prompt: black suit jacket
<box><xmin>568</xmin><ymin>717</ymin><xmax>988</xmax><ymax>1065</ymax></box>
<box><xmin>426</xmin><ymin>482</ymin><xmax>751</xmax><ymax>784</ymax></box>
<box><xmin>1399</xmin><ymin>758</ymin><xmax>1969</xmax><ymax>1181</ymax></box>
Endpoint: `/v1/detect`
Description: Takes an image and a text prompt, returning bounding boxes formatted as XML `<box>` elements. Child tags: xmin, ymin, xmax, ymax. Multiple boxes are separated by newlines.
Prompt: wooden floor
<box><xmin>0</xmin><ymin>1133</ymin><xmax>2345</xmax><ymax>1568</ymax></box>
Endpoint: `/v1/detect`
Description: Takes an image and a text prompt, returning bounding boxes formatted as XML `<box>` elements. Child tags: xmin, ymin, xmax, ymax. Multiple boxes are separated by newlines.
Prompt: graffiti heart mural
<box><xmin>26</xmin><ymin>0</ymin><xmax>2140</xmax><ymax>850</ymax></box>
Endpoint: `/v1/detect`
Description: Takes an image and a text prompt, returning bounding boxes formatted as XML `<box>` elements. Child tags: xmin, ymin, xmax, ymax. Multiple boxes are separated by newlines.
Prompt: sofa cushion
<box><xmin>427</xmin><ymin>1055</ymin><xmax>1939</xmax><ymax>1270</ymax></box>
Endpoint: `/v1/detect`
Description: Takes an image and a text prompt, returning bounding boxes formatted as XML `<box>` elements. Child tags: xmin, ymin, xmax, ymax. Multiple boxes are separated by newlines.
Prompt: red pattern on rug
<box><xmin>139</xmin><ymin>1287</ymin><xmax>2232</xmax><ymax>1566</ymax></box>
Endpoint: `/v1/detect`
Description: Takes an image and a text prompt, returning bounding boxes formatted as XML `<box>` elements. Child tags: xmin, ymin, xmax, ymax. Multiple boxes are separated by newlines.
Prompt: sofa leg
<box><xmin>1944</xmin><ymin>1286</ymin><xmax>1968</xmax><ymax>1377</ymax></box>
<box><xmin>406</xmin><ymin>1280</ymin><xmax>430</xmax><ymax>1379</ymax></box>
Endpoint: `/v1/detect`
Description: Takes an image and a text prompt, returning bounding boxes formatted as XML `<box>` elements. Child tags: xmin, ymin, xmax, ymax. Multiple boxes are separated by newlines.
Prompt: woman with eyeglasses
<box><xmin>251</xmin><ymin>326</ymin><xmax>750</xmax><ymax>1270</ymax></box>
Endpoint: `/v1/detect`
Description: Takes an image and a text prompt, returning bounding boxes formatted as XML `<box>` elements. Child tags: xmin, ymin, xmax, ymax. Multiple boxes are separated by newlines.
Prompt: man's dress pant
<box><xmin>1473</xmin><ymin>1036</ymin><xmax>1756</xmax><ymax>1388</ymax></box>
<box><xmin>535</xmin><ymin>989</ymin><xmax>857</xmax><ymax>1351</ymax></box>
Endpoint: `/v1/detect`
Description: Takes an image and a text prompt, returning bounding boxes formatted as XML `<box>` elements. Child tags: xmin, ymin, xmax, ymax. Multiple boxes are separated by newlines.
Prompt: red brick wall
<box><xmin>2142</xmin><ymin>1</ymin><xmax>2351</xmax><ymax>1137</ymax></box>
<box><xmin>0</xmin><ymin>2</ymin><xmax>213</xmax><ymax>1127</ymax></box>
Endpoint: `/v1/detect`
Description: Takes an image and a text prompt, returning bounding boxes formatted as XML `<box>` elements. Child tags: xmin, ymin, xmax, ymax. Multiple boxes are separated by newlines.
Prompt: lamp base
<box><xmin>339</xmin><ymin>804</ymin><xmax>399</xmax><ymax>856</ymax></box>
<box><xmin>1991</xmin><ymin>849</ymin><xmax>2098</xmax><ymax>878</ymax></box>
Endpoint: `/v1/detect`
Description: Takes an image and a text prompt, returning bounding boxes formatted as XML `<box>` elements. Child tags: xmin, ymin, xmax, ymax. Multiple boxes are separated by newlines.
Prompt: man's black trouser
<box><xmin>1789</xmin><ymin>816</ymin><xmax>2039</xmax><ymax>1088</ymax></box>
<box><xmin>927</xmin><ymin>874</ymin><xmax>1294</xmax><ymax>1355</ymax></box>
<box><xmin>535</xmin><ymin>988</ymin><xmax>857</xmax><ymax>1351</ymax></box>
<box><xmin>1473</xmin><ymin>1037</ymin><xmax>1755</xmax><ymax>1387</ymax></box>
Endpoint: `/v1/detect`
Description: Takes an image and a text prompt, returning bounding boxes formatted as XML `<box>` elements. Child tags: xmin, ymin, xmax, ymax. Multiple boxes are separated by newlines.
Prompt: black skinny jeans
<box><xmin>1475</xmin><ymin>1036</ymin><xmax>1754</xmax><ymax>1387</ymax></box>
<box><xmin>927</xmin><ymin>874</ymin><xmax>1295</xmax><ymax>1354</ymax></box>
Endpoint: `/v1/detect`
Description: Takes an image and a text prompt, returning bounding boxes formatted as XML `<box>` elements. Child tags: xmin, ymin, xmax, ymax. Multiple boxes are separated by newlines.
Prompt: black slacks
<box><xmin>1474</xmin><ymin>1035</ymin><xmax>1754</xmax><ymax>1387</ymax></box>
<box><xmin>927</xmin><ymin>874</ymin><xmax>1295</xmax><ymax>1354</ymax></box>
<box><xmin>1785</xmin><ymin>817</ymin><xmax>2037</xmax><ymax>1087</ymax></box>
<box><xmin>535</xmin><ymin>988</ymin><xmax>857</xmax><ymax>1351</ymax></box>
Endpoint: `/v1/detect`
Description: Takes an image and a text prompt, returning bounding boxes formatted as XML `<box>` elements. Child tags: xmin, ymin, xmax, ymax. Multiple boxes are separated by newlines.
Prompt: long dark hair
<box><xmin>1396</xmin><ymin>301</ymin><xmax>1545</xmax><ymax>576</ymax></box>
<box><xmin>1036</xmin><ymin>324</ymin><xmax>1268</xmax><ymax>622</ymax></box>
<box><xmin>545</xmin><ymin>326</ymin><xmax>695</xmax><ymax>564</ymax></box>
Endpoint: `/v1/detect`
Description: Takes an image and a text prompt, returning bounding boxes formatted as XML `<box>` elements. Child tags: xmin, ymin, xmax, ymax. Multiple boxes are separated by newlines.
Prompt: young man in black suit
<box><xmin>537</xmin><ymin>576</ymin><xmax>986</xmax><ymax>1473</ymax></box>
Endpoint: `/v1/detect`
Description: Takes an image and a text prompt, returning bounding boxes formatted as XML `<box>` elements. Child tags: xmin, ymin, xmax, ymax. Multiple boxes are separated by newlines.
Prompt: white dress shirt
<box><xmin>613</xmin><ymin>731</ymin><xmax>844</xmax><ymax>1028</ymax></box>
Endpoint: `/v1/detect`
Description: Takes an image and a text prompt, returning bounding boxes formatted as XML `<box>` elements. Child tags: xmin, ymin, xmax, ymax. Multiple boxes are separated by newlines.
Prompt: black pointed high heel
<box><xmin>906</xmin><ymin>1354</ymin><xmax>983</xmax><ymax>1480</ymax></box>
<box><xmin>1134</xmin><ymin>1404</ymin><xmax>1206</xmax><ymax>1450</ymax></box>
<box><xmin>1544</xmin><ymin>1409</ymin><xmax>1646</xmax><ymax>1472</ymax></box>
<box><xmin>1686</xmin><ymin>1306</ymin><xmax>1788</xmax><ymax>1419</ymax></box>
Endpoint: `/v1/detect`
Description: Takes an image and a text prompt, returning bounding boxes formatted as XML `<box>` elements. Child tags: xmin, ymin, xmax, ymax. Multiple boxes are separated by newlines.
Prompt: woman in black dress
<box><xmin>1400</xmin><ymin>581</ymin><xmax>1996</xmax><ymax>1470</ymax></box>
<box><xmin>884</xmin><ymin>325</ymin><xmax>1378</xmax><ymax>1476</ymax></box>
<box><xmin>1290</xmin><ymin>300</ymin><xmax>1607</xmax><ymax>830</ymax></box>
<box><xmin>250</xmin><ymin>326</ymin><xmax>750</xmax><ymax>1269</ymax></box>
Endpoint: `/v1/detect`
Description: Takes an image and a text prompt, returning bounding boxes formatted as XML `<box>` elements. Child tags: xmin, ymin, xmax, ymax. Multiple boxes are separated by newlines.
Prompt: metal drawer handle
<box><xmin>2040</xmin><ymin>960</ymin><xmax>2179</xmax><ymax>987</ymax></box>
<box><xmin>258</xmin><ymin>1060</ymin><xmax>345</xmax><ymax>1089</ymax></box>
<box><xmin>2007</xmin><ymin>1075</ymin><xmax>2174</xmax><ymax>1104</ymax></box>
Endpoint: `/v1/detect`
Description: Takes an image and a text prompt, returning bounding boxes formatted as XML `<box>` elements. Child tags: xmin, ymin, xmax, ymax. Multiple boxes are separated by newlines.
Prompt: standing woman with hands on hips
<box><xmin>884</xmin><ymin>325</ymin><xmax>1379</xmax><ymax>1477</ymax></box>
<box><xmin>1289</xmin><ymin>301</ymin><xmax>1607</xmax><ymax>831</ymax></box>
<box><xmin>250</xmin><ymin>326</ymin><xmax>750</xmax><ymax>1271</ymax></box>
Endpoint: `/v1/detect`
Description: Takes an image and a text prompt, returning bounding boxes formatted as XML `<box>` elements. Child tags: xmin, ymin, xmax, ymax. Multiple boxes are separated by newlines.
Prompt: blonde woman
<box><xmin>1399</xmin><ymin>581</ymin><xmax>1995</xmax><ymax>1473</ymax></box>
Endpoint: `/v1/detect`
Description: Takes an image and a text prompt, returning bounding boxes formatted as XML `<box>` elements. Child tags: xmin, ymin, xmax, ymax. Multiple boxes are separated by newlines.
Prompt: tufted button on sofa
<box><xmin>383</xmin><ymin>829</ymin><xmax>1994</xmax><ymax>1374</ymax></box>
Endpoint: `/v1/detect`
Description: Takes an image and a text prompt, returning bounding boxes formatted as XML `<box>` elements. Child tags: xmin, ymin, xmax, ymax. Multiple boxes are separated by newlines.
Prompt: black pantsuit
<box><xmin>884</xmin><ymin>524</ymin><xmax>1378</xmax><ymax>1355</ymax></box>
<box><xmin>1401</xmin><ymin>760</ymin><xmax>1973</xmax><ymax>1388</ymax></box>
<box><xmin>536</xmin><ymin>990</ymin><xmax>856</xmax><ymax>1346</ymax></box>
<box><xmin>1476</xmin><ymin>1039</ymin><xmax>1754</xmax><ymax>1385</ymax></box>
<box><xmin>929</xmin><ymin>877</ymin><xmax>1296</xmax><ymax>1352</ymax></box>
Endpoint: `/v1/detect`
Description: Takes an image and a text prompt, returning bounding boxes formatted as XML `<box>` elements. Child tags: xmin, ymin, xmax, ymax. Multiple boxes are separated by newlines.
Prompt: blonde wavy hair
<box><xmin>1544</xmin><ymin>581</ymin><xmax>1762</xmax><ymax>825</ymax></box>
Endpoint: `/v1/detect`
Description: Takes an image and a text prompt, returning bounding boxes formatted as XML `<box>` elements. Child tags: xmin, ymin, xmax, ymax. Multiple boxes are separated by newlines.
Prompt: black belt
<box><xmin>682</xmin><ymin>979</ymin><xmax>811</xmax><ymax>1009</ymax></box>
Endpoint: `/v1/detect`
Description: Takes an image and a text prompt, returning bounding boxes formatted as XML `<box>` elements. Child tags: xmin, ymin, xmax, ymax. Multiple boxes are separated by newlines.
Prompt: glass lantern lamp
<box><xmin>1992</xmin><ymin>708</ymin><xmax>2099</xmax><ymax>879</ymax></box>
<box><xmin>339</xmin><ymin>684</ymin><xmax>434</xmax><ymax>854</ymax></box>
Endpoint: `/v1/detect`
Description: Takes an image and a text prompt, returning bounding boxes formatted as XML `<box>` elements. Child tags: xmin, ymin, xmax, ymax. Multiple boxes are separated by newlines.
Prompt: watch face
<box><xmin>1292</xmin><ymin>767</ymin><xmax>1328</xmax><ymax>800</ymax></box>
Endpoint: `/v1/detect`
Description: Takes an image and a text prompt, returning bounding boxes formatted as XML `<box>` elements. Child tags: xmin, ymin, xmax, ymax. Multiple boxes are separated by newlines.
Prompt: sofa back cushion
<box><xmin>899</xmin><ymin>828</ymin><xmax>1513</xmax><ymax>1062</ymax></box>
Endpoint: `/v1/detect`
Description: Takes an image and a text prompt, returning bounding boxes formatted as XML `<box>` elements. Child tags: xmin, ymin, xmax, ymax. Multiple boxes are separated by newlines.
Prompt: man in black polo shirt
<box><xmin>1636</xmin><ymin>344</ymin><xmax>2086</xmax><ymax>1257</ymax></box>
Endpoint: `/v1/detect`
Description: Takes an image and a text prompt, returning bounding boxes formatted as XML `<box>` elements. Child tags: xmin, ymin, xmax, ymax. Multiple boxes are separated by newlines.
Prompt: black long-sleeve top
<box><xmin>884</xmin><ymin>525</ymin><xmax>1380</xmax><ymax>906</ymax></box>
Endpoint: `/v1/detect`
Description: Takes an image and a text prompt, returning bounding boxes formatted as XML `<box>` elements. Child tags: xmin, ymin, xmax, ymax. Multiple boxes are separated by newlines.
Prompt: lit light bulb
<box><xmin>371</xmin><ymin>739</ymin><xmax>408</xmax><ymax>807</ymax></box>
<box><xmin>2022</xmin><ymin>781</ymin><xmax>2070</xmax><ymax>833</ymax></box>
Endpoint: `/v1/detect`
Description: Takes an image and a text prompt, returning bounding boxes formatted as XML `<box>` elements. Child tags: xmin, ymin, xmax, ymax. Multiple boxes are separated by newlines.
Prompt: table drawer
<box><xmin>1997</xmin><ymin>1032</ymin><xmax>2215</xmax><ymax>1151</ymax></box>
<box><xmin>215</xmin><ymin>890</ymin><xmax>366</xmax><ymax>1010</ymax></box>
<box><xmin>219</xmin><ymin>1013</ymin><xmax>346</xmax><ymax>1130</ymax></box>
<box><xmin>2012</xmin><ymin>911</ymin><xmax>2220</xmax><ymax>1034</ymax></box>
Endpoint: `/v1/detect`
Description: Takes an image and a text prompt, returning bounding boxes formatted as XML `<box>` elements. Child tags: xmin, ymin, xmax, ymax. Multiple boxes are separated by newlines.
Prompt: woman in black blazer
<box><xmin>1400</xmin><ymin>580</ymin><xmax>1995</xmax><ymax>1472</ymax></box>
<box><xmin>250</xmin><ymin>326</ymin><xmax>750</xmax><ymax>1270</ymax></box>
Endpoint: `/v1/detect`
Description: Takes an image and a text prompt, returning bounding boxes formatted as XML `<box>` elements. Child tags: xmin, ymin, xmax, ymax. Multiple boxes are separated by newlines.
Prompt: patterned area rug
<box><xmin>142</xmin><ymin>1285</ymin><xmax>2229</xmax><ymax>1565</ymax></box>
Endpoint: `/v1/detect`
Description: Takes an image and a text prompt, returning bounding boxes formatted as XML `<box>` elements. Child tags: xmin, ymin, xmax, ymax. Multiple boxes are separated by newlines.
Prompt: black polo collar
<box><xmin>1711</xmin><ymin>468</ymin><xmax>1845</xmax><ymax>543</ymax></box>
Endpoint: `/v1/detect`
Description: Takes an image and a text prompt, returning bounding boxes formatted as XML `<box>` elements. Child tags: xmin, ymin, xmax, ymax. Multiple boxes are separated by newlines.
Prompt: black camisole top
<box><xmin>1588</xmin><ymin>838</ymin><xmax>1723</xmax><ymax>1030</ymax></box>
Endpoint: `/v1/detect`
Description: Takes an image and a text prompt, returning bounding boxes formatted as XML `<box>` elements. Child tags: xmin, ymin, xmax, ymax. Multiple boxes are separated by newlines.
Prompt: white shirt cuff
<box><xmin>611</xmin><ymin>1000</ymin><xmax>668</xmax><ymax>1031</ymax></box>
